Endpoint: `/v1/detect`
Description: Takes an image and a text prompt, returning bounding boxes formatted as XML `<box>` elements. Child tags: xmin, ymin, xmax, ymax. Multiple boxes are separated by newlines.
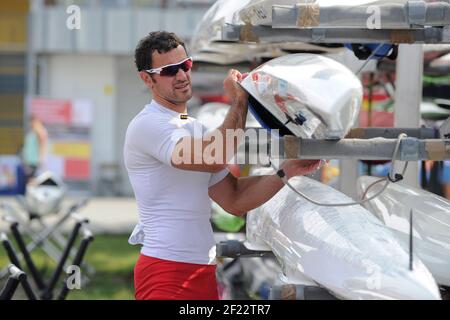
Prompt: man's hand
<box><xmin>171</xmin><ymin>70</ymin><xmax>249</xmax><ymax>173</ymax></box>
<box><xmin>223</xmin><ymin>69</ymin><xmax>248</xmax><ymax>104</ymax></box>
<box><xmin>281</xmin><ymin>159</ymin><xmax>323</xmax><ymax>180</ymax></box>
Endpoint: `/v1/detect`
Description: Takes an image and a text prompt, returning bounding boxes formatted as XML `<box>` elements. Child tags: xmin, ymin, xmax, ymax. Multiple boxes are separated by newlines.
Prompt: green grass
<box><xmin>0</xmin><ymin>234</ymin><xmax>140</xmax><ymax>300</ymax></box>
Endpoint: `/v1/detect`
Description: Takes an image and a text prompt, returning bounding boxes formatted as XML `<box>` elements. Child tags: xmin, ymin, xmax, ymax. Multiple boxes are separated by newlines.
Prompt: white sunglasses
<box><xmin>145</xmin><ymin>57</ymin><xmax>193</xmax><ymax>77</ymax></box>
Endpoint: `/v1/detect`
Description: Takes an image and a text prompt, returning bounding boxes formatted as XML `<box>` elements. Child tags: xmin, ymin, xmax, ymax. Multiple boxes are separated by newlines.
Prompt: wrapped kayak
<box><xmin>357</xmin><ymin>175</ymin><xmax>450</xmax><ymax>287</ymax></box>
<box><xmin>246</xmin><ymin>172</ymin><xmax>441</xmax><ymax>299</ymax></box>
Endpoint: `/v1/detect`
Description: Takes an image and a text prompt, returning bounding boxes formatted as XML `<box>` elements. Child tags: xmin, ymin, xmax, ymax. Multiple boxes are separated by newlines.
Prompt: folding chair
<box><xmin>0</xmin><ymin>215</ymin><xmax>94</xmax><ymax>300</ymax></box>
<box><xmin>0</xmin><ymin>198</ymin><xmax>95</xmax><ymax>280</ymax></box>
<box><xmin>0</xmin><ymin>264</ymin><xmax>37</xmax><ymax>300</ymax></box>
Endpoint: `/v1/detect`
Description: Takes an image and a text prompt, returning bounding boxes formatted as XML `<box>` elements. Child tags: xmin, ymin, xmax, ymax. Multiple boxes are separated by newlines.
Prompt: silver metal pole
<box><xmin>394</xmin><ymin>44</ymin><xmax>424</xmax><ymax>188</ymax></box>
<box><xmin>339</xmin><ymin>159</ymin><xmax>359</xmax><ymax>200</ymax></box>
<box><xmin>244</xmin><ymin>135</ymin><xmax>450</xmax><ymax>161</ymax></box>
<box><xmin>278</xmin><ymin>138</ymin><xmax>449</xmax><ymax>161</ymax></box>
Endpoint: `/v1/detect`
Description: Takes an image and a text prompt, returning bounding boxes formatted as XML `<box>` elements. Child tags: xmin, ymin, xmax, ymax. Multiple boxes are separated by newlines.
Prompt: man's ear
<box><xmin>139</xmin><ymin>71</ymin><xmax>155</xmax><ymax>88</ymax></box>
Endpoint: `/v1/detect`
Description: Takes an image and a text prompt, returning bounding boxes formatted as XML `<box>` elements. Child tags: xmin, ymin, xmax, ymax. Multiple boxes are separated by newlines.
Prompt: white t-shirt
<box><xmin>124</xmin><ymin>100</ymin><xmax>229</xmax><ymax>265</ymax></box>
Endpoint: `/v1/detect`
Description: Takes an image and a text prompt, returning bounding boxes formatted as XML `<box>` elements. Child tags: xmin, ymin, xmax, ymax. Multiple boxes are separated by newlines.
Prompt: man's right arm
<box><xmin>171</xmin><ymin>70</ymin><xmax>249</xmax><ymax>173</ymax></box>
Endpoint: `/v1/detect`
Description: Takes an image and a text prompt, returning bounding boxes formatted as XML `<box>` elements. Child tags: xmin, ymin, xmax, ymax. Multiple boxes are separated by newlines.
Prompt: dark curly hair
<box><xmin>134</xmin><ymin>31</ymin><xmax>187</xmax><ymax>72</ymax></box>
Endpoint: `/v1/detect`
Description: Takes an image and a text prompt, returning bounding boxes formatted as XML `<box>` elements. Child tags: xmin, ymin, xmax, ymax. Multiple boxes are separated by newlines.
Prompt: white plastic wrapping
<box><xmin>234</xmin><ymin>0</ymin><xmax>277</xmax><ymax>27</ymax></box>
<box><xmin>190</xmin><ymin>0</ymin><xmax>342</xmax><ymax>64</ymax></box>
<box><xmin>240</xmin><ymin>53</ymin><xmax>362</xmax><ymax>139</ymax></box>
<box><xmin>25</xmin><ymin>171</ymin><xmax>66</xmax><ymax>216</ymax></box>
<box><xmin>357</xmin><ymin>175</ymin><xmax>450</xmax><ymax>287</ymax></box>
<box><xmin>246</xmin><ymin>171</ymin><xmax>441</xmax><ymax>299</ymax></box>
<box><xmin>233</xmin><ymin>0</ymin><xmax>450</xmax><ymax>29</ymax></box>
<box><xmin>190</xmin><ymin>0</ymin><xmax>258</xmax><ymax>64</ymax></box>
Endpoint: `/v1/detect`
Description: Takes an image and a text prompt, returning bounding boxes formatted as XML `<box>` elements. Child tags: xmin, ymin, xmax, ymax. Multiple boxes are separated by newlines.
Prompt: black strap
<box><xmin>387</xmin><ymin>173</ymin><xmax>403</xmax><ymax>183</ymax></box>
<box><xmin>351</xmin><ymin>44</ymin><xmax>399</xmax><ymax>61</ymax></box>
<box><xmin>276</xmin><ymin>169</ymin><xmax>286</xmax><ymax>179</ymax></box>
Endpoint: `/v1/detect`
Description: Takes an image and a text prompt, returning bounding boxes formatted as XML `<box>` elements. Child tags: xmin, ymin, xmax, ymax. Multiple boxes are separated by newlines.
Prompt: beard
<box><xmin>172</xmin><ymin>82</ymin><xmax>193</xmax><ymax>102</ymax></box>
<box><xmin>152</xmin><ymin>80</ymin><xmax>193</xmax><ymax>105</ymax></box>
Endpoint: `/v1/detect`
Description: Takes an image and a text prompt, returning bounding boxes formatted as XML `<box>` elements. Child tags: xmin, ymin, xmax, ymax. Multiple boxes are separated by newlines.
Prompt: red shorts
<box><xmin>134</xmin><ymin>254</ymin><xmax>219</xmax><ymax>300</ymax></box>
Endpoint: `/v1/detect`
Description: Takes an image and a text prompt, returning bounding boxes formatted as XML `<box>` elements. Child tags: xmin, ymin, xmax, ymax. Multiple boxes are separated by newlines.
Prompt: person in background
<box><xmin>22</xmin><ymin>115</ymin><xmax>48</xmax><ymax>183</ymax></box>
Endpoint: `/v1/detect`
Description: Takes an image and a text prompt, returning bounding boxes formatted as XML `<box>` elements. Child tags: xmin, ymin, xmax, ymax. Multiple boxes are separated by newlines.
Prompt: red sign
<box><xmin>65</xmin><ymin>158</ymin><xmax>90</xmax><ymax>180</ymax></box>
<box><xmin>30</xmin><ymin>98</ymin><xmax>72</xmax><ymax>125</ymax></box>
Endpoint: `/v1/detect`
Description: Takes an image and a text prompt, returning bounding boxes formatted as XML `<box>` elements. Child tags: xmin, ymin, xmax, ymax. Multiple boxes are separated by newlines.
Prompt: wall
<box><xmin>31</xmin><ymin>7</ymin><xmax>207</xmax><ymax>54</ymax></box>
<box><xmin>0</xmin><ymin>0</ymin><xmax>29</xmax><ymax>156</ymax></box>
<box><xmin>45</xmin><ymin>54</ymin><xmax>117</xmax><ymax>192</ymax></box>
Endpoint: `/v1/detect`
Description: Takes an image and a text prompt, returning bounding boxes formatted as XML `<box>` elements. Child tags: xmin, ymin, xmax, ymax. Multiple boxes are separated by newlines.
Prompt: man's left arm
<box><xmin>209</xmin><ymin>173</ymin><xmax>284</xmax><ymax>216</ymax></box>
<box><xmin>209</xmin><ymin>160</ymin><xmax>322</xmax><ymax>216</ymax></box>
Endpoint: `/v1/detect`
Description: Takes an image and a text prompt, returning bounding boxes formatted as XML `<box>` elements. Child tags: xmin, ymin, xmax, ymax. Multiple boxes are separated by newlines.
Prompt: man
<box><xmin>124</xmin><ymin>31</ymin><xmax>321</xmax><ymax>300</ymax></box>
